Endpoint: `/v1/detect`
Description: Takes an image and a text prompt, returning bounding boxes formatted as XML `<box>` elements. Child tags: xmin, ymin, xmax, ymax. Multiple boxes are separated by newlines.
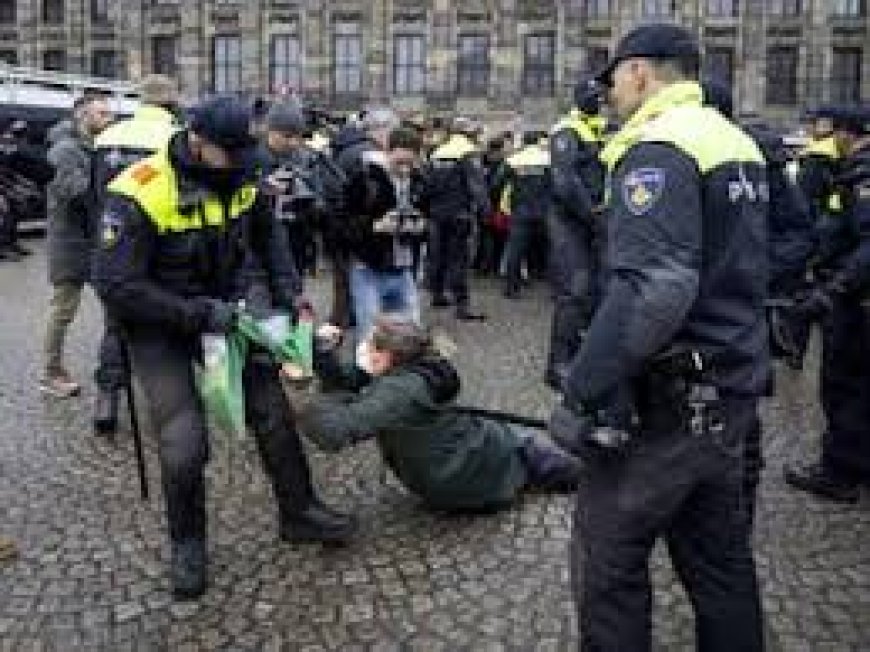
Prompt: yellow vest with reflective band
<box><xmin>600</xmin><ymin>82</ymin><xmax>763</xmax><ymax>204</ymax></box>
<box><xmin>500</xmin><ymin>144</ymin><xmax>550</xmax><ymax>213</ymax></box>
<box><xmin>551</xmin><ymin>109</ymin><xmax>606</xmax><ymax>145</ymax></box>
<box><xmin>431</xmin><ymin>133</ymin><xmax>477</xmax><ymax>161</ymax></box>
<box><xmin>95</xmin><ymin>105</ymin><xmax>178</xmax><ymax>150</ymax></box>
<box><xmin>107</xmin><ymin>148</ymin><xmax>258</xmax><ymax>234</ymax></box>
<box><xmin>799</xmin><ymin>136</ymin><xmax>843</xmax><ymax>213</ymax></box>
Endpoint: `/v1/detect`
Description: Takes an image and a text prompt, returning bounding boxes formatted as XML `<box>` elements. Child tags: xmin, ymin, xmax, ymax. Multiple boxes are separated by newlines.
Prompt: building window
<box><xmin>270</xmin><ymin>35</ymin><xmax>302</xmax><ymax>93</ymax></box>
<box><xmin>92</xmin><ymin>49</ymin><xmax>118</xmax><ymax>78</ymax></box>
<box><xmin>766</xmin><ymin>46</ymin><xmax>798</xmax><ymax>105</ymax></box>
<box><xmin>705</xmin><ymin>47</ymin><xmax>735</xmax><ymax>91</ymax></box>
<box><xmin>393</xmin><ymin>34</ymin><xmax>426</xmax><ymax>95</ymax></box>
<box><xmin>212</xmin><ymin>35</ymin><xmax>241</xmax><ymax>92</ymax></box>
<box><xmin>0</xmin><ymin>0</ymin><xmax>16</xmax><ymax>24</ymax></box>
<box><xmin>581</xmin><ymin>0</ymin><xmax>612</xmax><ymax>17</ymax></box>
<box><xmin>522</xmin><ymin>33</ymin><xmax>555</xmax><ymax>96</ymax></box>
<box><xmin>43</xmin><ymin>49</ymin><xmax>66</xmax><ymax>71</ymax></box>
<box><xmin>642</xmin><ymin>0</ymin><xmax>675</xmax><ymax>16</ymax></box>
<box><xmin>829</xmin><ymin>0</ymin><xmax>864</xmax><ymax>16</ymax></box>
<box><xmin>91</xmin><ymin>0</ymin><xmax>109</xmax><ymax>24</ymax></box>
<box><xmin>152</xmin><ymin>35</ymin><xmax>176</xmax><ymax>75</ymax></box>
<box><xmin>333</xmin><ymin>26</ymin><xmax>362</xmax><ymax>95</ymax></box>
<box><xmin>42</xmin><ymin>0</ymin><xmax>64</xmax><ymax>24</ymax></box>
<box><xmin>458</xmin><ymin>34</ymin><xmax>490</xmax><ymax>96</ymax></box>
<box><xmin>767</xmin><ymin>0</ymin><xmax>801</xmax><ymax>16</ymax></box>
<box><xmin>707</xmin><ymin>0</ymin><xmax>739</xmax><ymax>16</ymax></box>
<box><xmin>0</xmin><ymin>50</ymin><xmax>17</xmax><ymax>64</ymax></box>
<box><xmin>831</xmin><ymin>47</ymin><xmax>862</xmax><ymax>102</ymax></box>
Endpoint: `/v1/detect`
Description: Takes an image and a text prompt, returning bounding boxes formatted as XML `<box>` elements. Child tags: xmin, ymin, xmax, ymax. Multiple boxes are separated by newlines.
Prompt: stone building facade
<box><xmin>0</xmin><ymin>0</ymin><xmax>867</xmax><ymax>127</ymax></box>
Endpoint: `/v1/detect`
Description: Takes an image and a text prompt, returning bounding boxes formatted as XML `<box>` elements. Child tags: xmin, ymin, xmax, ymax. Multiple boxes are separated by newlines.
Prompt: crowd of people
<box><xmin>1</xmin><ymin>19</ymin><xmax>868</xmax><ymax>650</ymax></box>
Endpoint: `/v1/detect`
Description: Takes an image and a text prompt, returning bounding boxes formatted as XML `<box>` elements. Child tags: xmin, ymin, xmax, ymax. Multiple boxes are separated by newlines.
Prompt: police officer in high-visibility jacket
<box><xmin>92</xmin><ymin>96</ymin><xmax>356</xmax><ymax>600</ymax></box>
<box><xmin>424</xmin><ymin>117</ymin><xmax>490</xmax><ymax>320</ymax></box>
<box><xmin>500</xmin><ymin>132</ymin><xmax>551</xmax><ymax>299</ymax></box>
<box><xmin>547</xmin><ymin>25</ymin><xmax>767</xmax><ymax>650</ymax></box>
<box><xmin>545</xmin><ymin>79</ymin><xmax>607</xmax><ymax>389</ymax></box>
<box><xmin>785</xmin><ymin>107</ymin><xmax>870</xmax><ymax>503</ymax></box>
<box><xmin>90</xmin><ymin>75</ymin><xmax>181</xmax><ymax>436</ymax></box>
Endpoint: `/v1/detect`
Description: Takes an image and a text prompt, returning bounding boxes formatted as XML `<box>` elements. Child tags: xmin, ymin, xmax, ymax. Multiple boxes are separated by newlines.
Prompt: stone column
<box><xmin>738</xmin><ymin>0</ymin><xmax>766</xmax><ymax>115</ymax></box>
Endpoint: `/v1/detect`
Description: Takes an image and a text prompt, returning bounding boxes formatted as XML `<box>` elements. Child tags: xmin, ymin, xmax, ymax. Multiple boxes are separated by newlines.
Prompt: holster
<box><xmin>635</xmin><ymin>348</ymin><xmax>725</xmax><ymax>440</ymax></box>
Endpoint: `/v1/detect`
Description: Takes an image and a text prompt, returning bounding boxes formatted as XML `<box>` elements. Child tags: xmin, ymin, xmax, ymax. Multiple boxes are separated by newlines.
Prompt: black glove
<box><xmin>194</xmin><ymin>298</ymin><xmax>237</xmax><ymax>334</ymax></box>
<box><xmin>548</xmin><ymin>399</ymin><xmax>634</xmax><ymax>462</ymax></box>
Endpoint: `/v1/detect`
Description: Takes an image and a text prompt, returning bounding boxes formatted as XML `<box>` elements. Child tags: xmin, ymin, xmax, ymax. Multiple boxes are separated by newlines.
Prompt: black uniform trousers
<box><xmin>571</xmin><ymin>396</ymin><xmax>764</xmax><ymax>652</ymax></box>
<box><xmin>94</xmin><ymin>307</ymin><xmax>128</xmax><ymax>392</ymax></box>
<box><xmin>428</xmin><ymin>216</ymin><xmax>472</xmax><ymax>307</ymax></box>
<box><xmin>503</xmin><ymin>216</ymin><xmax>547</xmax><ymax>294</ymax></box>
<box><xmin>129</xmin><ymin>331</ymin><xmax>315</xmax><ymax>543</ymax></box>
<box><xmin>820</xmin><ymin>295</ymin><xmax>870</xmax><ymax>483</ymax></box>
<box><xmin>546</xmin><ymin>212</ymin><xmax>600</xmax><ymax>381</ymax></box>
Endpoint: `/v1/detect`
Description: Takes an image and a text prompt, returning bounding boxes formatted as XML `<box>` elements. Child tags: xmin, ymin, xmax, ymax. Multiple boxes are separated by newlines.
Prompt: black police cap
<box><xmin>595</xmin><ymin>23</ymin><xmax>700</xmax><ymax>86</ymax></box>
<box><xmin>189</xmin><ymin>95</ymin><xmax>258</xmax><ymax>152</ymax></box>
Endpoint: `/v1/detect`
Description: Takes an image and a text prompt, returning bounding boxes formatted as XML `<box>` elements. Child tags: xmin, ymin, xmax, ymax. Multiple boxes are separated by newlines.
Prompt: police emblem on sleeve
<box><xmin>622</xmin><ymin>167</ymin><xmax>666</xmax><ymax>215</ymax></box>
<box><xmin>100</xmin><ymin>212</ymin><xmax>123</xmax><ymax>248</ymax></box>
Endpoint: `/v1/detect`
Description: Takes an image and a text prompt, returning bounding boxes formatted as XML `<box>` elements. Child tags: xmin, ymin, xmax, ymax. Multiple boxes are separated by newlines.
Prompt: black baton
<box><xmin>453</xmin><ymin>405</ymin><xmax>548</xmax><ymax>430</ymax></box>
<box><xmin>121</xmin><ymin>339</ymin><xmax>149</xmax><ymax>500</ymax></box>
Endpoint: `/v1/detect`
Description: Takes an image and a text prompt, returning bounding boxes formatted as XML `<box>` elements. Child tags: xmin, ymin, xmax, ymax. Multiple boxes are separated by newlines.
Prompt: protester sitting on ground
<box><xmin>288</xmin><ymin>313</ymin><xmax>581</xmax><ymax>512</ymax></box>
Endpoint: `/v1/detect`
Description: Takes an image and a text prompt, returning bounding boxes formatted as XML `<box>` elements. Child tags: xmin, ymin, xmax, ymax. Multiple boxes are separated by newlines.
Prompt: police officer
<box><xmin>424</xmin><ymin>117</ymin><xmax>490</xmax><ymax>320</ymax></box>
<box><xmin>548</xmin><ymin>25</ymin><xmax>767</xmax><ymax>650</ymax></box>
<box><xmin>784</xmin><ymin>107</ymin><xmax>870</xmax><ymax>503</ymax></box>
<box><xmin>500</xmin><ymin>131</ymin><xmax>551</xmax><ymax>299</ymax></box>
<box><xmin>92</xmin><ymin>96</ymin><xmax>356</xmax><ymax>600</ymax></box>
<box><xmin>702</xmin><ymin>79</ymin><xmax>815</xmax><ymax>522</ymax></box>
<box><xmin>90</xmin><ymin>75</ymin><xmax>181</xmax><ymax>435</ymax></box>
<box><xmin>546</xmin><ymin>79</ymin><xmax>607</xmax><ymax>389</ymax></box>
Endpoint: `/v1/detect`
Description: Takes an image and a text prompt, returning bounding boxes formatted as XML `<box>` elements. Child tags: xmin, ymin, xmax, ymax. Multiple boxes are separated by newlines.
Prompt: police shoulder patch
<box><xmin>621</xmin><ymin>167</ymin><xmax>666</xmax><ymax>215</ymax></box>
<box><xmin>131</xmin><ymin>163</ymin><xmax>158</xmax><ymax>185</ymax></box>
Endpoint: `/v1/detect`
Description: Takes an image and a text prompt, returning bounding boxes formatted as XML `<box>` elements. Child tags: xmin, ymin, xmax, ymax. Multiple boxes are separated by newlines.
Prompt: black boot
<box><xmin>519</xmin><ymin>437</ymin><xmax>582</xmax><ymax>492</ymax></box>
<box><xmin>171</xmin><ymin>538</ymin><xmax>207</xmax><ymax>600</ymax></box>
<box><xmin>784</xmin><ymin>462</ymin><xmax>859</xmax><ymax>503</ymax></box>
<box><xmin>456</xmin><ymin>304</ymin><xmax>486</xmax><ymax>321</ymax></box>
<box><xmin>93</xmin><ymin>389</ymin><xmax>119</xmax><ymax>436</ymax></box>
<box><xmin>431</xmin><ymin>294</ymin><xmax>451</xmax><ymax>308</ymax></box>
<box><xmin>280</xmin><ymin>499</ymin><xmax>357</xmax><ymax>545</ymax></box>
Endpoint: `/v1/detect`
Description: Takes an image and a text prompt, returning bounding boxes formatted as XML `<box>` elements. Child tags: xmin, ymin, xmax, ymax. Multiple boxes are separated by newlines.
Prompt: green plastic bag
<box><xmin>235</xmin><ymin>312</ymin><xmax>314</xmax><ymax>377</ymax></box>
<box><xmin>194</xmin><ymin>332</ymin><xmax>248</xmax><ymax>440</ymax></box>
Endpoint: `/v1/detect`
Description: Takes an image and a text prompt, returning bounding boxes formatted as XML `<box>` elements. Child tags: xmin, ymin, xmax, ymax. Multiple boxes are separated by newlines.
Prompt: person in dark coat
<box><xmin>39</xmin><ymin>94</ymin><xmax>113</xmax><ymax>397</ymax></box>
<box><xmin>0</xmin><ymin>119</ymin><xmax>54</xmax><ymax>260</ymax></box>
<box><xmin>291</xmin><ymin>314</ymin><xmax>581</xmax><ymax>512</ymax></box>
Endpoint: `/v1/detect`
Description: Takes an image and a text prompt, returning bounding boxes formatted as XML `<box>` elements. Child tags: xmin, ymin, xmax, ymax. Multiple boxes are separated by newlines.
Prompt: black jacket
<box><xmin>827</xmin><ymin>144</ymin><xmax>870</xmax><ymax>294</ymax></box>
<box><xmin>340</xmin><ymin>157</ymin><xmax>427</xmax><ymax>270</ymax></box>
<box><xmin>93</xmin><ymin>133</ymin><xmax>299</xmax><ymax>336</ymax></box>
<box><xmin>565</xmin><ymin>110</ymin><xmax>770</xmax><ymax>407</ymax></box>
<box><xmin>550</xmin><ymin>126</ymin><xmax>605</xmax><ymax>223</ymax></box>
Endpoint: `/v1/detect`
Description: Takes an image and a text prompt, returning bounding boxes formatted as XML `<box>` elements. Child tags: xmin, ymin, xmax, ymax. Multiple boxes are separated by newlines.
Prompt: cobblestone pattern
<box><xmin>0</xmin><ymin>245</ymin><xmax>868</xmax><ymax>651</ymax></box>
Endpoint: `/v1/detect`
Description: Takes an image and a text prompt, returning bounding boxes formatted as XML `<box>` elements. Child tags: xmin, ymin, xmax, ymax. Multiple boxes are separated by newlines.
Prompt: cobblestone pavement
<box><xmin>1</xmin><ymin>243</ymin><xmax>868</xmax><ymax>652</ymax></box>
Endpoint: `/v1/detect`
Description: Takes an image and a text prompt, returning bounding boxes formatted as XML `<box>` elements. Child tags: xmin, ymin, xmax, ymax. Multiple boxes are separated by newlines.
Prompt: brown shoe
<box><xmin>0</xmin><ymin>535</ymin><xmax>18</xmax><ymax>563</ymax></box>
<box><xmin>39</xmin><ymin>372</ymin><xmax>81</xmax><ymax>398</ymax></box>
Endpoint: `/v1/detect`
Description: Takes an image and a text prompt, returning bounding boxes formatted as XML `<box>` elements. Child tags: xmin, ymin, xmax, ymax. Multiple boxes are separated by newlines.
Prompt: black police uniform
<box><xmin>424</xmin><ymin>132</ymin><xmax>490</xmax><ymax>319</ymax></box>
<box><xmin>785</xmin><ymin>115</ymin><xmax>870</xmax><ymax>501</ymax></box>
<box><xmin>90</xmin><ymin>104</ymin><xmax>179</xmax><ymax>434</ymax></box>
<box><xmin>546</xmin><ymin>96</ymin><xmax>606</xmax><ymax>388</ymax></box>
<box><xmin>500</xmin><ymin>140</ymin><xmax>552</xmax><ymax>298</ymax></box>
<box><xmin>551</xmin><ymin>53</ymin><xmax>768</xmax><ymax>650</ymax></box>
<box><xmin>92</xmin><ymin>99</ymin><xmax>353</xmax><ymax>598</ymax></box>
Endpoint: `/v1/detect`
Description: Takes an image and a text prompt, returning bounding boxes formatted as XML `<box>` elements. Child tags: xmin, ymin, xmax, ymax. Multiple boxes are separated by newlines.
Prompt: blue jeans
<box><xmin>349</xmin><ymin>263</ymin><xmax>420</xmax><ymax>340</ymax></box>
